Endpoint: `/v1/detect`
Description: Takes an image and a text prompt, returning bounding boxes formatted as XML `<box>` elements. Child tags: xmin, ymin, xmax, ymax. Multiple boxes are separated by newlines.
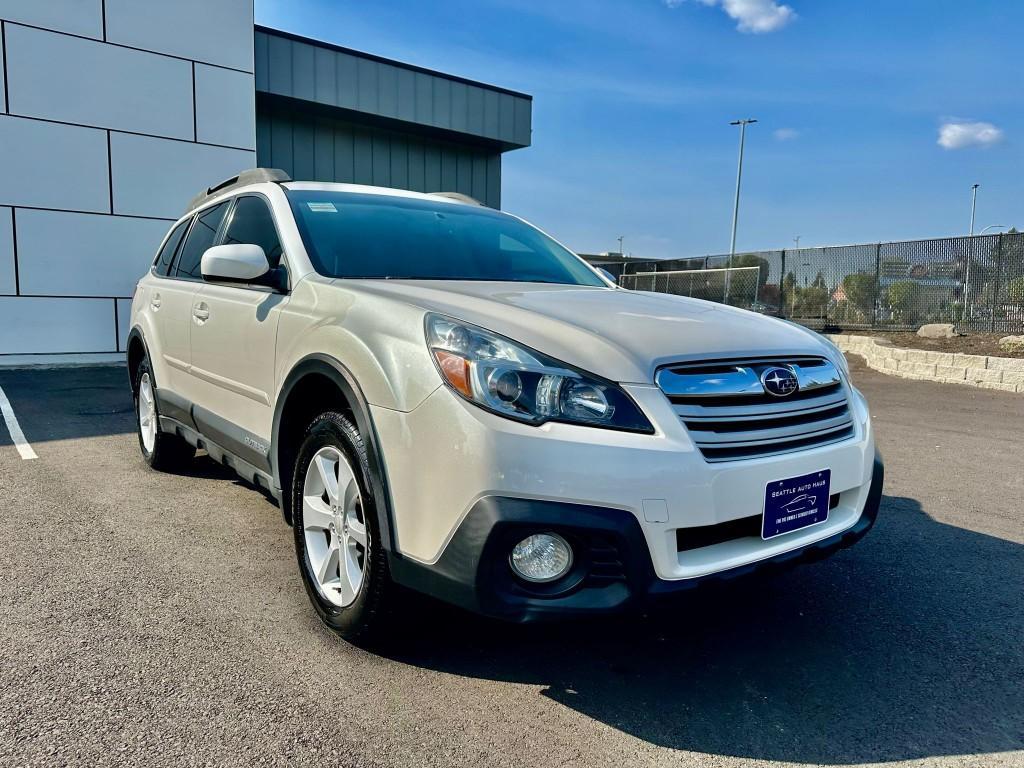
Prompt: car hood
<box><xmin>338</xmin><ymin>280</ymin><xmax>832</xmax><ymax>384</ymax></box>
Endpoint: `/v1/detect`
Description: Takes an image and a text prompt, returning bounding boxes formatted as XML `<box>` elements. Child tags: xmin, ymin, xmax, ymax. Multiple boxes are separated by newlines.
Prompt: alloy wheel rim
<box><xmin>138</xmin><ymin>373</ymin><xmax>157</xmax><ymax>453</ymax></box>
<box><xmin>302</xmin><ymin>446</ymin><xmax>367</xmax><ymax>607</ymax></box>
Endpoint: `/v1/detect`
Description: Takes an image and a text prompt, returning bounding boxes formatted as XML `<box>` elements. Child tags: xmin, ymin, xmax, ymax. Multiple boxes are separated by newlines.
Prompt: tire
<box><xmin>291</xmin><ymin>411</ymin><xmax>393</xmax><ymax>643</ymax></box>
<box><xmin>134</xmin><ymin>357</ymin><xmax>195</xmax><ymax>471</ymax></box>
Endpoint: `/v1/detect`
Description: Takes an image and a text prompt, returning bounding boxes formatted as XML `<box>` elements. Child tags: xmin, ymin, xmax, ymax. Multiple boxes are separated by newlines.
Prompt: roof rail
<box><xmin>429</xmin><ymin>191</ymin><xmax>484</xmax><ymax>206</ymax></box>
<box><xmin>185</xmin><ymin>168</ymin><xmax>292</xmax><ymax>213</ymax></box>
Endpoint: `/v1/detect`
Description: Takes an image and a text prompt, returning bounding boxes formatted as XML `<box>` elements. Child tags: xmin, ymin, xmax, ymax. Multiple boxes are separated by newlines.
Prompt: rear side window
<box><xmin>153</xmin><ymin>219</ymin><xmax>190</xmax><ymax>277</ymax></box>
<box><xmin>222</xmin><ymin>196</ymin><xmax>284</xmax><ymax>267</ymax></box>
<box><xmin>174</xmin><ymin>201</ymin><xmax>229</xmax><ymax>280</ymax></box>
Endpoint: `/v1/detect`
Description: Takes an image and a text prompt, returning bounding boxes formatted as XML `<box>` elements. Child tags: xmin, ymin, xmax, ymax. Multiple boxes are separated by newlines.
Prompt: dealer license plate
<box><xmin>762</xmin><ymin>469</ymin><xmax>831</xmax><ymax>539</ymax></box>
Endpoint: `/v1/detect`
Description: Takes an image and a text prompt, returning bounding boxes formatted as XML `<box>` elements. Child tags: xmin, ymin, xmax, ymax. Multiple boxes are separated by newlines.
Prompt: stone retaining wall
<box><xmin>826</xmin><ymin>334</ymin><xmax>1024</xmax><ymax>394</ymax></box>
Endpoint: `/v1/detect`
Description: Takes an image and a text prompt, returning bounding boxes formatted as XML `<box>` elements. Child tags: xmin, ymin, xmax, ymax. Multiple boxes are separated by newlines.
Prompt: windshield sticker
<box><xmin>306</xmin><ymin>202</ymin><xmax>338</xmax><ymax>213</ymax></box>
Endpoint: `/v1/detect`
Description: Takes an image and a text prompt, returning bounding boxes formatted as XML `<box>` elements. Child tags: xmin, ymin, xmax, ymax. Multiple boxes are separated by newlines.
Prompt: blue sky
<box><xmin>255</xmin><ymin>0</ymin><xmax>1022</xmax><ymax>259</ymax></box>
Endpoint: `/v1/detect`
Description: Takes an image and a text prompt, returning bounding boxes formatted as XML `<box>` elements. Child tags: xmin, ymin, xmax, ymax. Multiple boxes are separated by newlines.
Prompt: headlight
<box><xmin>425</xmin><ymin>313</ymin><xmax>653</xmax><ymax>433</ymax></box>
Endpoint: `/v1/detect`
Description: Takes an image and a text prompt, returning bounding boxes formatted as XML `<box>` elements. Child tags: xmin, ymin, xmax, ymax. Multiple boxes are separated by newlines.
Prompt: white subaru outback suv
<box><xmin>128</xmin><ymin>168</ymin><xmax>883</xmax><ymax>641</ymax></box>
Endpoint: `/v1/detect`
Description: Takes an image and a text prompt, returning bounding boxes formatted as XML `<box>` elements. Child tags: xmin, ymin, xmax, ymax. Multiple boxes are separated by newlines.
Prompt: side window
<box><xmin>174</xmin><ymin>201</ymin><xmax>229</xmax><ymax>280</ymax></box>
<box><xmin>222</xmin><ymin>196</ymin><xmax>284</xmax><ymax>267</ymax></box>
<box><xmin>153</xmin><ymin>219</ymin><xmax>190</xmax><ymax>277</ymax></box>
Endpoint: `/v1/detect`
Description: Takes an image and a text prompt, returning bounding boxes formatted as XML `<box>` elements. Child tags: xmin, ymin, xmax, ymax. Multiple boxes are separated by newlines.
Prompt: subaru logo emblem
<box><xmin>761</xmin><ymin>367</ymin><xmax>799</xmax><ymax>397</ymax></box>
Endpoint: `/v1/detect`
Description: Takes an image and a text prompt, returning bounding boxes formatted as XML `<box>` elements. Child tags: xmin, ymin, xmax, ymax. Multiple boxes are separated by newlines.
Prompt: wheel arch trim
<box><xmin>125</xmin><ymin>326</ymin><xmax>150</xmax><ymax>392</ymax></box>
<box><xmin>272</xmin><ymin>354</ymin><xmax>397</xmax><ymax>551</ymax></box>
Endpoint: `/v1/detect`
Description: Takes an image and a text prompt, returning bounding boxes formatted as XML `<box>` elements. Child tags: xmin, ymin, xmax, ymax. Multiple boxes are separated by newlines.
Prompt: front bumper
<box><xmin>389</xmin><ymin>454</ymin><xmax>884</xmax><ymax>622</ymax></box>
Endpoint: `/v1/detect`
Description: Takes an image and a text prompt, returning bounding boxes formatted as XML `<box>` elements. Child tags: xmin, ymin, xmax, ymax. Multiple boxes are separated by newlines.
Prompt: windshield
<box><xmin>287</xmin><ymin>190</ymin><xmax>605</xmax><ymax>286</ymax></box>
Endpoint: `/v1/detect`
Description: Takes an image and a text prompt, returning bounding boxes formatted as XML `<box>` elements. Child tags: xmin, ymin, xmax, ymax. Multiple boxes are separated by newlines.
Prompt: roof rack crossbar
<box><xmin>185</xmin><ymin>168</ymin><xmax>292</xmax><ymax>213</ymax></box>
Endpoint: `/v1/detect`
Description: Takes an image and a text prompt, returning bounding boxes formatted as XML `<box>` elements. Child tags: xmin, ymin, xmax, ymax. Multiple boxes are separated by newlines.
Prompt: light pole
<box><xmin>617</xmin><ymin>235</ymin><xmax>624</xmax><ymax>257</ymax></box>
<box><xmin>793</xmin><ymin>235</ymin><xmax>801</xmax><ymax>250</ymax></box>
<box><xmin>725</xmin><ymin>118</ymin><xmax>757</xmax><ymax>301</ymax></box>
<box><xmin>969</xmin><ymin>184</ymin><xmax>979</xmax><ymax>236</ymax></box>
<box><xmin>962</xmin><ymin>184</ymin><xmax>980</xmax><ymax>324</ymax></box>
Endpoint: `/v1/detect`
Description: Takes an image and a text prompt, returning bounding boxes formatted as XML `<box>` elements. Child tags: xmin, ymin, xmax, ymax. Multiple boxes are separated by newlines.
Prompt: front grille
<box><xmin>656</xmin><ymin>356</ymin><xmax>855</xmax><ymax>463</ymax></box>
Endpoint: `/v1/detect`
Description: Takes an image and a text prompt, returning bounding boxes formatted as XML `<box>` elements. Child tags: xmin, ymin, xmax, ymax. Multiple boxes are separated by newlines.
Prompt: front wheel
<box><xmin>291</xmin><ymin>411</ymin><xmax>393</xmax><ymax>643</ymax></box>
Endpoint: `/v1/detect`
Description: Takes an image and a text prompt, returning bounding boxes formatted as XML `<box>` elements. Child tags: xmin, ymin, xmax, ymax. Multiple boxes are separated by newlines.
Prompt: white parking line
<box><xmin>0</xmin><ymin>384</ymin><xmax>37</xmax><ymax>460</ymax></box>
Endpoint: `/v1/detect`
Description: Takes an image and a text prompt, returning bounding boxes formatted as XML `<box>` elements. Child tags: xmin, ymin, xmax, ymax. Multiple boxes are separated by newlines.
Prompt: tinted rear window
<box><xmin>154</xmin><ymin>219</ymin><xmax>189</xmax><ymax>277</ymax></box>
<box><xmin>287</xmin><ymin>190</ymin><xmax>604</xmax><ymax>286</ymax></box>
<box><xmin>174</xmin><ymin>202</ymin><xmax>229</xmax><ymax>280</ymax></box>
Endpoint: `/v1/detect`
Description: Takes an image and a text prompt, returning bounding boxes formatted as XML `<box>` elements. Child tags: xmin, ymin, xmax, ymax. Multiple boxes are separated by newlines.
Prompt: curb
<box><xmin>826</xmin><ymin>334</ymin><xmax>1024</xmax><ymax>394</ymax></box>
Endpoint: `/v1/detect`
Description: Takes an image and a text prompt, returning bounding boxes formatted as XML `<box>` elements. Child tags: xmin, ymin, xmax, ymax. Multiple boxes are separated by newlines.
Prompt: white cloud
<box><xmin>773</xmin><ymin>127</ymin><xmax>800</xmax><ymax>141</ymax></box>
<box><xmin>667</xmin><ymin>0</ymin><xmax>796</xmax><ymax>33</ymax></box>
<box><xmin>937</xmin><ymin>120</ymin><xmax>1003</xmax><ymax>150</ymax></box>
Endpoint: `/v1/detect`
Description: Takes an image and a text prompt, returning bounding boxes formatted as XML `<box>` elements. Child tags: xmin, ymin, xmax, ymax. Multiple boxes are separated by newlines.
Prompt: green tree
<box><xmin>1007</xmin><ymin>275</ymin><xmax>1024</xmax><ymax>304</ymax></box>
<box><xmin>791</xmin><ymin>285</ymin><xmax>829</xmax><ymax>318</ymax></box>
<box><xmin>841</xmin><ymin>272</ymin><xmax>877</xmax><ymax>320</ymax></box>
<box><xmin>887</xmin><ymin>280</ymin><xmax>923</xmax><ymax>323</ymax></box>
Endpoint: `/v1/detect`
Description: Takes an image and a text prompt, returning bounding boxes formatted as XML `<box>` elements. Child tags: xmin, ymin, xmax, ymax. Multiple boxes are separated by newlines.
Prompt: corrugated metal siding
<box><xmin>254</xmin><ymin>28</ymin><xmax>531</xmax><ymax>149</ymax></box>
<box><xmin>256</xmin><ymin>104</ymin><xmax>502</xmax><ymax>208</ymax></box>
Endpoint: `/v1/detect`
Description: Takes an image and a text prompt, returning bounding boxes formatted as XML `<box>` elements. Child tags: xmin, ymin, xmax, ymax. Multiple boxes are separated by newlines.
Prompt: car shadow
<box><xmin>380</xmin><ymin>495</ymin><xmax>1024</xmax><ymax>765</ymax></box>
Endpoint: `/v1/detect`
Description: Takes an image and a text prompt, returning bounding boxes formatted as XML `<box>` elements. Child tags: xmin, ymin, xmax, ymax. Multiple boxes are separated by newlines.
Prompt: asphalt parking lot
<box><xmin>0</xmin><ymin>358</ymin><xmax>1021</xmax><ymax>767</ymax></box>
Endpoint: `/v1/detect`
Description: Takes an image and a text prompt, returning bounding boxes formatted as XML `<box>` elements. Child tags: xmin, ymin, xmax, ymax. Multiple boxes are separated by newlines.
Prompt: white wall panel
<box><xmin>111</xmin><ymin>132</ymin><xmax>255</xmax><ymax>219</ymax></box>
<box><xmin>6</xmin><ymin>25</ymin><xmax>194</xmax><ymax>140</ymax></box>
<box><xmin>104</xmin><ymin>0</ymin><xmax>254</xmax><ymax>72</ymax></box>
<box><xmin>0</xmin><ymin>29</ymin><xmax>6</xmax><ymax>114</ymax></box>
<box><xmin>0</xmin><ymin>115</ymin><xmax>109</xmax><ymax>212</ymax></box>
<box><xmin>194</xmin><ymin>64</ymin><xmax>256</xmax><ymax>150</ymax></box>
<box><xmin>0</xmin><ymin>207</ymin><xmax>13</xmax><ymax>295</ymax></box>
<box><xmin>16</xmin><ymin>210</ymin><xmax>169</xmax><ymax>297</ymax></box>
<box><xmin>116</xmin><ymin>298</ymin><xmax>132</xmax><ymax>351</ymax></box>
<box><xmin>0</xmin><ymin>0</ymin><xmax>103</xmax><ymax>39</ymax></box>
<box><xmin>0</xmin><ymin>296</ymin><xmax>114</xmax><ymax>353</ymax></box>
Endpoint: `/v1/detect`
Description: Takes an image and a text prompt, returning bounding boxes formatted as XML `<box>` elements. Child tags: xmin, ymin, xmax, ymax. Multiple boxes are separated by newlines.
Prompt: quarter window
<box><xmin>174</xmin><ymin>202</ymin><xmax>229</xmax><ymax>280</ymax></box>
<box><xmin>154</xmin><ymin>219</ymin><xmax>189</xmax><ymax>277</ymax></box>
<box><xmin>222</xmin><ymin>196</ymin><xmax>284</xmax><ymax>266</ymax></box>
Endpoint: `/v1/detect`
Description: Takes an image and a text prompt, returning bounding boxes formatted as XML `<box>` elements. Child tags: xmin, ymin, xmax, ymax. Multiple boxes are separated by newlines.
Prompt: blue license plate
<box><xmin>763</xmin><ymin>469</ymin><xmax>831</xmax><ymax>539</ymax></box>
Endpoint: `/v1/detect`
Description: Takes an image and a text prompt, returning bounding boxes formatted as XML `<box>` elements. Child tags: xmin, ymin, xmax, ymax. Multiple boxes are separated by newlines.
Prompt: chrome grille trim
<box><xmin>657</xmin><ymin>356</ymin><xmax>855</xmax><ymax>463</ymax></box>
<box><xmin>656</xmin><ymin>357</ymin><xmax>842</xmax><ymax>399</ymax></box>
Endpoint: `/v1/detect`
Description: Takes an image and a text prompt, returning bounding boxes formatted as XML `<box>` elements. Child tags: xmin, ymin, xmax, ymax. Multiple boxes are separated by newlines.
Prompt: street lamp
<box><xmin>969</xmin><ymin>183</ymin><xmax>979</xmax><ymax>236</ymax></box>
<box><xmin>962</xmin><ymin>183</ymin><xmax>980</xmax><ymax>325</ymax></box>
<box><xmin>725</xmin><ymin>118</ymin><xmax>757</xmax><ymax>301</ymax></box>
<box><xmin>617</xmin><ymin>235</ymin><xmax>625</xmax><ymax>257</ymax></box>
<box><xmin>977</xmin><ymin>225</ymin><xmax>1006</xmax><ymax>236</ymax></box>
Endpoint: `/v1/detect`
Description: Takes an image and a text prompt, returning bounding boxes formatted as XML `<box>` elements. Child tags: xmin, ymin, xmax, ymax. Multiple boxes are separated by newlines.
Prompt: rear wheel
<box><xmin>291</xmin><ymin>411</ymin><xmax>392</xmax><ymax>643</ymax></box>
<box><xmin>134</xmin><ymin>357</ymin><xmax>195</xmax><ymax>471</ymax></box>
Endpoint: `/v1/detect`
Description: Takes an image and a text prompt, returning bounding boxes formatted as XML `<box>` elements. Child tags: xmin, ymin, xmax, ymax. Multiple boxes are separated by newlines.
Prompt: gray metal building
<box><xmin>0</xmin><ymin>5</ymin><xmax>532</xmax><ymax>363</ymax></box>
<box><xmin>253</xmin><ymin>27</ymin><xmax>532</xmax><ymax>209</ymax></box>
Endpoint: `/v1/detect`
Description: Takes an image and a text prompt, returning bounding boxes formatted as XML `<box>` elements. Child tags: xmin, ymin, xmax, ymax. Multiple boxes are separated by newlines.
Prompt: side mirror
<box><xmin>201</xmin><ymin>244</ymin><xmax>270</xmax><ymax>283</ymax></box>
<box><xmin>598</xmin><ymin>267</ymin><xmax>617</xmax><ymax>285</ymax></box>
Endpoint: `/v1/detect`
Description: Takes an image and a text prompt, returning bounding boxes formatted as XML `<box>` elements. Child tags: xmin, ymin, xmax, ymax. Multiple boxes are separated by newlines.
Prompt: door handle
<box><xmin>150</xmin><ymin>293</ymin><xmax>162</xmax><ymax>311</ymax></box>
<box><xmin>192</xmin><ymin>302</ymin><xmax>210</xmax><ymax>323</ymax></box>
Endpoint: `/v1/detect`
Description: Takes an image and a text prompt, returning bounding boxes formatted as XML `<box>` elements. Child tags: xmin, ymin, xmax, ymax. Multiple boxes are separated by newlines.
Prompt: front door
<box><xmin>187</xmin><ymin>195</ymin><xmax>289</xmax><ymax>471</ymax></box>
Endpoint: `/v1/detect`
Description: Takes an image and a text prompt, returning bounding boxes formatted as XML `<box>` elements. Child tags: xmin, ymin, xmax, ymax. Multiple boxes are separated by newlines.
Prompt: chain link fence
<box><xmin>618</xmin><ymin>232</ymin><xmax>1024</xmax><ymax>333</ymax></box>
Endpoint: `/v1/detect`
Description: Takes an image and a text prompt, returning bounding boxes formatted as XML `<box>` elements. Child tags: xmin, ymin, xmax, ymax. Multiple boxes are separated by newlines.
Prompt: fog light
<box><xmin>509</xmin><ymin>533</ymin><xmax>573</xmax><ymax>583</ymax></box>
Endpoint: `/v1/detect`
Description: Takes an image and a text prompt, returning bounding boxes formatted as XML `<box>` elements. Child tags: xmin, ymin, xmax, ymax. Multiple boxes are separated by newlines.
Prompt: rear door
<box><xmin>159</xmin><ymin>201</ymin><xmax>230</xmax><ymax>406</ymax></box>
<box><xmin>189</xmin><ymin>194</ymin><xmax>289</xmax><ymax>462</ymax></box>
<box><xmin>140</xmin><ymin>218</ymin><xmax>189</xmax><ymax>374</ymax></box>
